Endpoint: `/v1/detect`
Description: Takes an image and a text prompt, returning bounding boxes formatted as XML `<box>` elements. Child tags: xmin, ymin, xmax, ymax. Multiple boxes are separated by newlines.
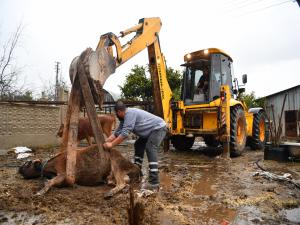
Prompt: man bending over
<box><xmin>103</xmin><ymin>100</ymin><xmax>167</xmax><ymax>191</ymax></box>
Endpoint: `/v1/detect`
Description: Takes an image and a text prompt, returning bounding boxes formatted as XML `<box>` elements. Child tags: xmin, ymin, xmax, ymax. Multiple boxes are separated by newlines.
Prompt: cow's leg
<box><xmin>102</xmin><ymin>124</ymin><xmax>109</xmax><ymax>138</ymax></box>
<box><xmin>123</xmin><ymin>174</ymin><xmax>130</xmax><ymax>183</ymax></box>
<box><xmin>106</xmin><ymin>171</ymin><xmax>115</xmax><ymax>186</ymax></box>
<box><xmin>35</xmin><ymin>174</ymin><xmax>66</xmax><ymax>196</ymax></box>
<box><xmin>86</xmin><ymin>135</ymin><xmax>92</xmax><ymax>146</ymax></box>
<box><xmin>104</xmin><ymin>163</ymin><xmax>128</xmax><ymax>199</ymax></box>
<box><xmin>108</xmin><ymin>124</ymin><xmax>112</xmax><ymax>137</ymax></box>
<box><xmin>104</xmin><ymin>181</ymin><xmax>127</xmax><ymax>199</ymax></box>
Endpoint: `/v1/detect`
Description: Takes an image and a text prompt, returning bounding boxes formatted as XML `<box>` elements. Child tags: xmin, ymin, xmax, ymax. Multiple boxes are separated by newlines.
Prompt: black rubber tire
<box><xmin>248</xmin><ymin>111</ymin><xmax>266</xmax><ymax>150</ymax></box>
<box><xmin>171</xmin><ymin>135</ymin><xmax>195</xmax><ymax>151</ymax></box>
<box><xmin>230</xmin><ymin>106</ymin><xmax>247</xmax><ymax>157</ymax></box>
<box><xmin>203</xmin><ymin>135</ymin><xmax>220</xmax><ymax>147</ymax></box>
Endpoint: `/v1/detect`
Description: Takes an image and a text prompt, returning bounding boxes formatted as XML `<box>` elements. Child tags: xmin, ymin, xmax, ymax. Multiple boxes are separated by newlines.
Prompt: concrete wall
<box><xmin>0</xmin><ymin>98</ymin><xmax>147</xmax><ymax>149</ymax></box>
<box><xmin>0</xmin><ymin>103</ymin><xmax>61</xmax><ymax>149</ymax></box>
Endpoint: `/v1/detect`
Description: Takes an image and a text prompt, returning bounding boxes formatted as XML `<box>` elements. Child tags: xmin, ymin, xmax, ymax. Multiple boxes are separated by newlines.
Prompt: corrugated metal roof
<box><xmin>263</xmin><ymin>84</ymin><xmax>300</xmax><ymax>99</ymax></box>
<box><xmin>103</xmin><ymin>89</ymin><xmax>115</xmax><ymax>102</ymax></box>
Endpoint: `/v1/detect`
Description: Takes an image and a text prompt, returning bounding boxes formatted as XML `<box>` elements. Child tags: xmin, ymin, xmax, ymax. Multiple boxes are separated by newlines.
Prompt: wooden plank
<box><xmin>60</xmin><ymin>87</ymin><xmax>74</xmax><ymax>152</ymax></box>
<box><xmin>77</xmin><ymin>60</ymin><xmax>105</xmax><ymax>155</ymax></box>
<box><xmin>65</xmin><ymin>80</ymin><xmax>80</xmax><ymax>185</ymax></box>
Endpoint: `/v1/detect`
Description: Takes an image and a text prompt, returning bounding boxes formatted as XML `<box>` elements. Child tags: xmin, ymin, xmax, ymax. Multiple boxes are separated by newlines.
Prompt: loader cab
<box><xmin>181</xmin><ymin>48</ymin><xmax>233</xmax><ymax>105</ymax></box>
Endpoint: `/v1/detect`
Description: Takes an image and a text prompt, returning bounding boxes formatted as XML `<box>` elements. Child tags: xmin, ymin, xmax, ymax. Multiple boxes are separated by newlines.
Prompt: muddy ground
<box><xmin>0</xmin><ymin>141</ymin><xmax>300</xmax><ymax>225</ymax></box>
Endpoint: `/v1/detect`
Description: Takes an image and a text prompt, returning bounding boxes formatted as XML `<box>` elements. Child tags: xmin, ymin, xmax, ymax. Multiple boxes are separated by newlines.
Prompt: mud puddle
<box><xmin>158</xmin><ymin>150</ymin><xmax>238</xmax><ymax>224</ymax></box>
<box><xmin>158</xmin><ymin>148</ymin><xmax>300</xmax><ymax>224</ymax></box>
<box><xmin>281</xmin><ymin>206</ymin><xmax>300</xmax><ymax>224</ymax></box>
<box><xmin>0</xmin><ymin>210</ymin><xmax>43</xmax><ymax>225</ymax></box>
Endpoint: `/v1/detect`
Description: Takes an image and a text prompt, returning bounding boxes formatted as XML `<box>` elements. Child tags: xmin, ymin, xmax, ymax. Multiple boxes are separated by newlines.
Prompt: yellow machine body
<box><xmin>98</xmin><ymin>18</ymin><xmax>265</xmax><ymax>154</ymax></box>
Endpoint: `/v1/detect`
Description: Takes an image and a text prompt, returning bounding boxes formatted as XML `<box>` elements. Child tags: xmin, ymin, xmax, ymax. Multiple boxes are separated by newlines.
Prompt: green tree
<box><xmin>119</xmin><ymin>65</ymin><xmax>152</xmax><ymax>101</ymax></box>
<box><xmin>166</xmin><ymin>67</ymin><xmax>182</xmax><ymax>100</ymax></box>
<box><xmin>239</xmin><ymin>91</ymin><xmax>265</xmax><ymax>108</ymax></box>
<box><xmin>119</xmin><ymin>65</ymin><xmax>182</xmax><ymax>101</ymax></box>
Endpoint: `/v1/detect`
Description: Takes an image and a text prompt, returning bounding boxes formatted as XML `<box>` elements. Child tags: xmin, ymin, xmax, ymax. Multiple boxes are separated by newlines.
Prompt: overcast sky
<box><xmin>0</xmin><ymin>0</ymin><xmax>299</xmax><ymax>99</ymax></box>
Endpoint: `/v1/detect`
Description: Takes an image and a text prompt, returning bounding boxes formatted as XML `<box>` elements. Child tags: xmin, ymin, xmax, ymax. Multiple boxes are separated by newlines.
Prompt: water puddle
<box><xmin>192</xmin><ymin>168</ymin><xmax>216</xmax><ymax>196</ymax></box>
<box><xmin>160</xmin><ymin>172</ymin><xmax>173</xmax><ymax>189</ymax></box>
<box><xmin>234</xmin><ymin>206</ymin><xmax>262</xmax><ymax>225</ymax></box>
<box><xmin>158</xmin><ymin>152</ymin><xmax>237</xmax><ymax>224</ymax></box>
<box><xmin>283</xmin><ymin>207</ymin><xmax>300</xmax><ymax>223</ymax></box>
<box><xmin>201</xmin><ymin>204</ymin><xmax>237</xmax><ymax>224</ymax></box>
<box><xmin>0</xmin><ymin>149</ymin><xmax>9</xmax><ymax>156</ymax></box>
<box><xmin>158</xmin><ymin>210</ymin><xmax>178</xmax><ymax>225</ymax></box>
<box><xmin>158</xmin><ymin>204</ymin><xmax>237</xmax><ymax>225</ymax></box>
<box><xmin>0</xmin><ymin>210</ymin><xmax>43</xmax><ymax>225</ymax></box>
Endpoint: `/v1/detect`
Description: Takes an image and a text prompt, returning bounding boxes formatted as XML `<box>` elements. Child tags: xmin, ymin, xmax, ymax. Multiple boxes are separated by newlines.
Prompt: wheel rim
<box><xmin>259</xmin><ymin>119</ymin><xmax>265</xmax><ymax>142</ymax></box>
<box><xmin>237</xmin><ymin>117</ymin><xmax>245</xmax><ymax>145</ymax></box>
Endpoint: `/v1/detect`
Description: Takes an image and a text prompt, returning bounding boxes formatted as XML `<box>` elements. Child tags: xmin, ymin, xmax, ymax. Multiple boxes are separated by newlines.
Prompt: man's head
<box><xmin>19</xmin><ymin>159</ymin><xmax>43</xmax><ymax>179</ymax></box>
<box><xmin>114</xmin><ymin>100</ymin><xmax>126</xmax><ymax>120</ymax></box>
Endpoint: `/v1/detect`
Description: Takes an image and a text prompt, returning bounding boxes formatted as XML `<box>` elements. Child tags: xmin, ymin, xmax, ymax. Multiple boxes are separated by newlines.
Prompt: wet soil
<box><xmin>0</xmin><ymin>143</ymin><xmax>299</xmax><ymax>225</ymax></box>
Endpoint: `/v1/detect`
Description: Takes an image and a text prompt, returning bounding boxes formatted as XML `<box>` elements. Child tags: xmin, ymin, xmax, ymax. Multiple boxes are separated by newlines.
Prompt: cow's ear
<box><xmin>33</xmin><ymin>161</ymin><xmax>42</xmax><ymax>172</ymax></box>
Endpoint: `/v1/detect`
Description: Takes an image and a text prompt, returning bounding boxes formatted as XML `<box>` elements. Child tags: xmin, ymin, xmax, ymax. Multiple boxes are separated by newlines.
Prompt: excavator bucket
<box><xmin>69</xmin><ymin>47</ymin><xmax>116</xmax><ymax>87</ymax></box>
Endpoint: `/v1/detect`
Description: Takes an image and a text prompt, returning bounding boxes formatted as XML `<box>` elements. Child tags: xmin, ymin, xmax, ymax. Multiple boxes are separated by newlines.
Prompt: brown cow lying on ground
<box><xmin>19</xmin><ymin>145</ymin><xmax>140</xmax><ymax>198</ymax></box>
<box><xmin>57</xmin><ymin>114</ymin><xmax>116</xmax><ymax>145</ymax></box>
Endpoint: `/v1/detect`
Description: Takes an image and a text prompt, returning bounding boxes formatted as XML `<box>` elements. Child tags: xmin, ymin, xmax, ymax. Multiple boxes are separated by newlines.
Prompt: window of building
<box><xmin>285</xmin><ymin>110</ymin><xmax>298</xmax><ymax>137</ymax></box>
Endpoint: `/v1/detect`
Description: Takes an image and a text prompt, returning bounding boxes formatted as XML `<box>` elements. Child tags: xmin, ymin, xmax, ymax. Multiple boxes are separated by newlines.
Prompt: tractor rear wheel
<box><xmin>171</xmin><ymin>135</ymin><xmax>195</xmax><ymax>151</ymax></box>
<box><xmin>203</xmin><ymin>135</ymin><xmax>220</xmax><ymax>147</ymax></box>
<box><xmin>230</xmin><ymin>106</ymin><xmax>247</xmax><ymax>157</ymax></box>
<box><xmin>248</xmin><ymin>111</ymin><xmax>266</xmax><ymax>150</ymax></box>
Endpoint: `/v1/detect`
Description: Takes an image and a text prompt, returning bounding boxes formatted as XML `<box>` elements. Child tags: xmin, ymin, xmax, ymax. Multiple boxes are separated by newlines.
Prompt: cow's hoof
<box><xmin>107</xmin><ymin>181</ymin><xmax>115</xmax><ymax>187</ymax></box>
<box><xmin>34</xmin><ymin>191</ymin><xmax>44</xmax><ymax>196</ymax></box>
<box><xmin>104</xmin><ymin>191</ymin><xmax>113</xmax><ymax>199</ymax></box>
<box><xmin>72</xmin><ymin>184</ymin><xmax>79</xmax><ymax>189</ymax></box>
<box><xmin>122</xmin><ymin>185</ymin><xmax>129</xmax><ymax>194</ymax></box>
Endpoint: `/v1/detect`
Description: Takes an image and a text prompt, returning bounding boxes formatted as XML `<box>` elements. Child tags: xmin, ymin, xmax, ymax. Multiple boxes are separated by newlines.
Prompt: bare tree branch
<box><xmin>0</xmin><ymin>23</ymin><xmax>24</xmax><ymax>100</ymax></box>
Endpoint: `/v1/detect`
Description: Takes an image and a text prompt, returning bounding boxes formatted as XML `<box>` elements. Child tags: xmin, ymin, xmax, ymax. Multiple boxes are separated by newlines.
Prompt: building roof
<box><xmin>263</xmin><ymin>84</ymin><xmax>300</xmax><ymax>99</ymax></box>
<box><xmin>103</xmin><ymin>89</ymin><xmax>115</xmax><ymax>102</ymax></box>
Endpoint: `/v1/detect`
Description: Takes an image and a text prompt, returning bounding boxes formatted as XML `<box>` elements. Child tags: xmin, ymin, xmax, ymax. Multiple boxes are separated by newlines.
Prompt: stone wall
<box><xmin>0</xmin><ymin>103</ymin><xmax>61</xmax><ymax>149</ymax></box>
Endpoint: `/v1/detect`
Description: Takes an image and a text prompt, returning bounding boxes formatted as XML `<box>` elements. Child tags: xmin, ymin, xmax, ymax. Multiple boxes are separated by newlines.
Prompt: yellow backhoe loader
<box><xmin>80</xmin><ymin>17</ymin><xmax>266</xmax><ymax>156</ymax></box>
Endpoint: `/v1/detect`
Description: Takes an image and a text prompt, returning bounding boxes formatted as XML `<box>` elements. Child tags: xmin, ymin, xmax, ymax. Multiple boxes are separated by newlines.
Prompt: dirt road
<box><xmin>0</xmin><ymin>142</ymin><xmax>299</xmax><ymax>224</ymax></box>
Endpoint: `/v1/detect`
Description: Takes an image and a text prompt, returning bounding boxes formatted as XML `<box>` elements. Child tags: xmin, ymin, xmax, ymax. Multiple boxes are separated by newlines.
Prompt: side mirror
<box><xmin>239</xmin><ymin>87</ymin><xmax>245</xmax><ymax>94</ymax></box>
<box><xmin>242</xmin><ymin>74</ymin><xmax>247</xmax><ymax>84</ymax></box>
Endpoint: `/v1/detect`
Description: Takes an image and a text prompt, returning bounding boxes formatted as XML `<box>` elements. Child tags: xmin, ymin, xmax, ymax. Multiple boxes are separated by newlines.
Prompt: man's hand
<box><xmin>105</xmin><ymin>134</ymin><xmax>116</xmax><ymax>143</ymax></box>
<box><xmin>103</xmin><ymin>136</ymin><xmax>126</xmax><ymax>150</ymax></box>
<box><xmin>103</xmin><ymin>142</ymin><xmax>113</xmax><ymax>150</ymax></box>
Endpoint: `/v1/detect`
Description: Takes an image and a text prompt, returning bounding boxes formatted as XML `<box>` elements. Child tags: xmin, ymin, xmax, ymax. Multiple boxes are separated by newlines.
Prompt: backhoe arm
<box><xmin>96</xmin><ymin>18</ymin><xmax>172</xmax><ymax>127</ymax></box>
<box><xmin>97</xmin><ymin>18</ymin><xmax>161</xmax><ymax>67</ymax></box>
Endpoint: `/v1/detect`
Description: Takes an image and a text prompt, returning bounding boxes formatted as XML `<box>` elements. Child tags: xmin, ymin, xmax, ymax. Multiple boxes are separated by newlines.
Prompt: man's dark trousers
<box><xmin>134</xmin><ymin>126</ymin><xmax>167</xmax><ymax>185</ymax></box>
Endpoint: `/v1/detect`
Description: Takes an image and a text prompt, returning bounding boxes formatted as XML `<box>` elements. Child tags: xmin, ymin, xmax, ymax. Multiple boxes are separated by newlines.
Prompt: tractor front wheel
<box><xmin>230</xmin><ymin>106</ymin><xmax>247</xmax><ymax>157</ymax></box>
<box><xmin>248</xmin><ymin>111</ymin><xmax>266</xmax><ymax>150</ymax></box>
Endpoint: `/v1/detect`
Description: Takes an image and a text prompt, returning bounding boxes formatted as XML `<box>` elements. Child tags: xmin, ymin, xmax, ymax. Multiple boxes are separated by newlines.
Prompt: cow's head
<box><xmin>19</xmin><ymin>159</ymin><xmax>43</xmax><ymax>179</ymax></box>
<box><xmin>57</xmin><ymin>124</ymin><xmax>64</xmax><ymax>137</ymax></box>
